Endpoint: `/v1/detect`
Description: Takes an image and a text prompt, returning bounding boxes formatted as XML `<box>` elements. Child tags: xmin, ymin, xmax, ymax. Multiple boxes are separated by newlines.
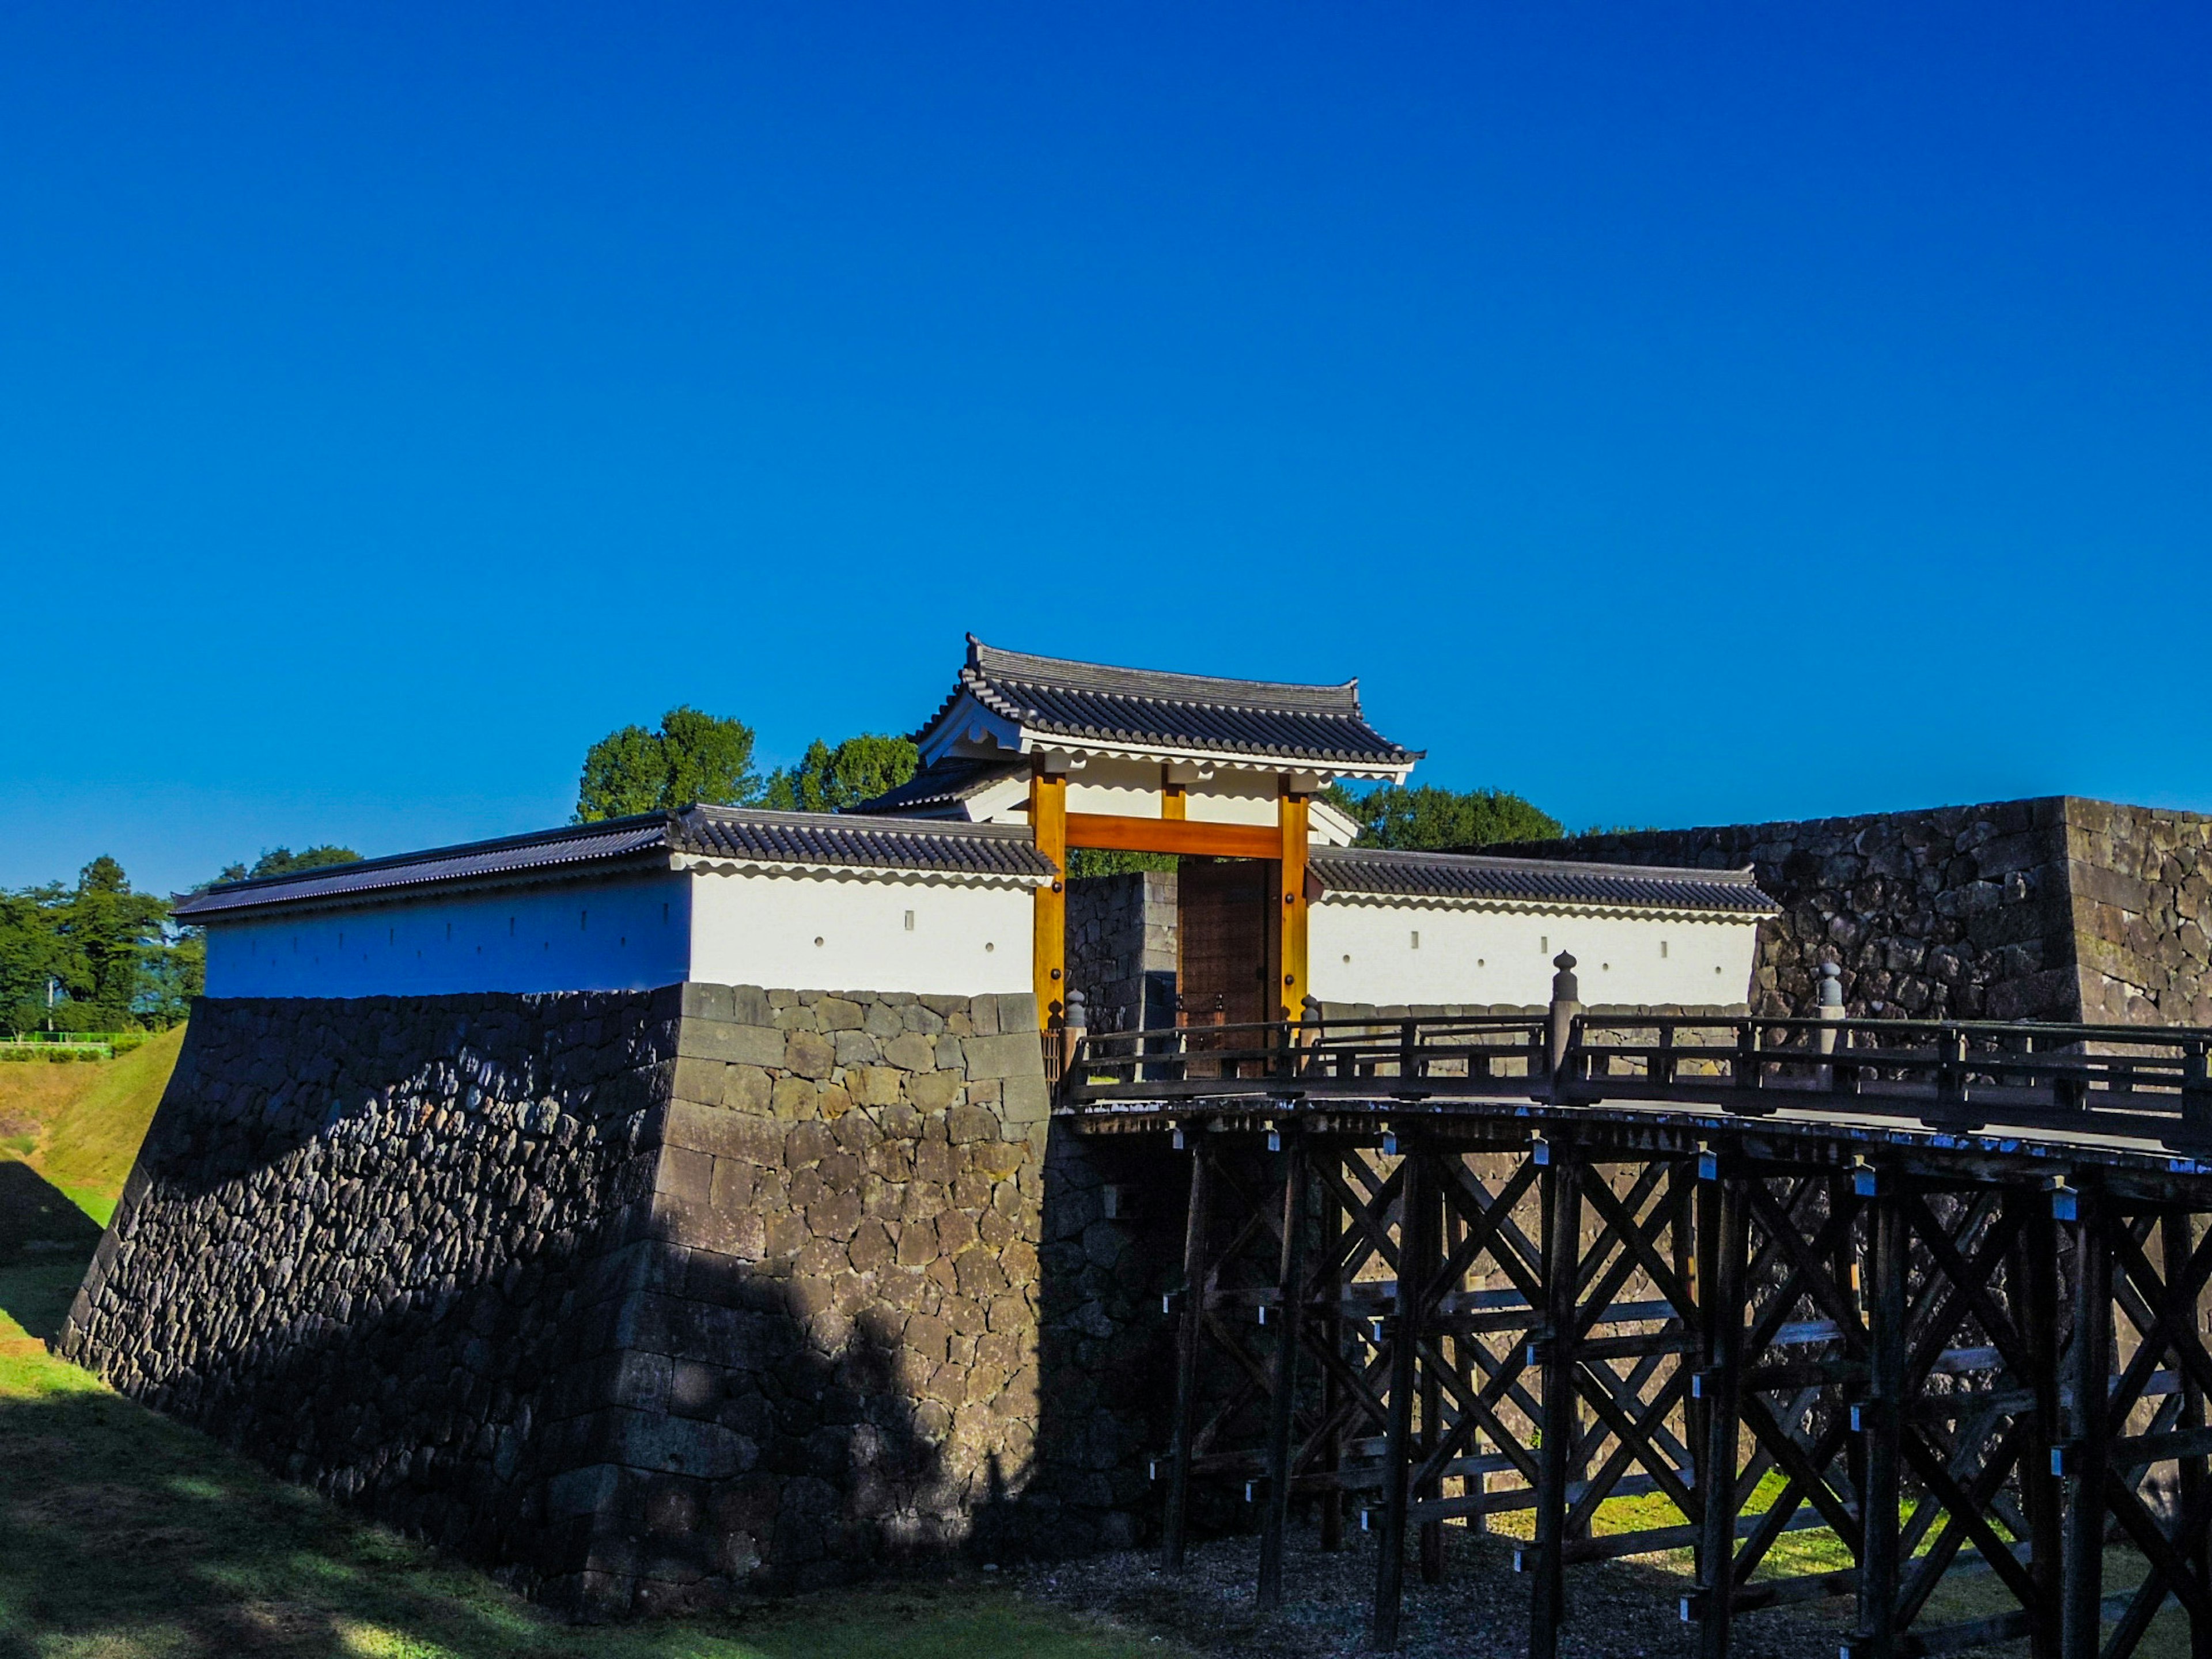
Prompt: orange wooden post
<box><xmin>1032</xmin><ymin>762</ymin><xmax>1069</xmax><ymax>1031</ymax></box>
<box><xmin>1162</xmin><ymin>764</ymin><xmax>1187</xmax><ymax>821</ymax></box>
<box><xmin>1278</xmin><ymin>788</ymin><xmax>1309</xmax><ymax>1021</ymax></box>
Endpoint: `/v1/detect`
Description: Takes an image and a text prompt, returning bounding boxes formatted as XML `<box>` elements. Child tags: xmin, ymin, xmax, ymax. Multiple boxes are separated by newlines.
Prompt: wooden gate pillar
<box><xmin>1276</xmin><ymin>790</ymin><xmax>1309</xmax><ymax>1021</ymax></box>
<box><xmin>1031</xmin><ymin>762</ymin><xmax>1067</xmax><ymax>1031</ymax></box>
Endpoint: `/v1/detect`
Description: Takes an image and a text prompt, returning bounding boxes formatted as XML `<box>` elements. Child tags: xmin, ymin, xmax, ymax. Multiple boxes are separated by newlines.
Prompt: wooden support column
<box><xmin>1532</xmin><ymin>1141</ymin><xmax>1584</xmax><ymax>1659</ymax></box>
<box><xmin>2061</xmin><ymin>1184</ymin><xmax>2112</xmax><ymax>1659</ymax></box>
<box><xmin>2015</xmin><ymin>1191</ymin><xmax>2064</xmax><ymax>1659</ymax></box>
<box><xmin>1370</xmin><ymin>1140</ymin><xmax>1425</xmax><ymax>1652</ymax></box>
<box><xmin>1278</xmin><ymin>788</ymin><xmax>1309</xmax><ymax>1021</ymax></box>
<box><xmin>1031</xmin><ymin>763</ymin><xmax>1067</xmax><ymax>1031</ymax></box>
<box><xmin>1695</xmin><ymin>1165</ymin><xmax>1750</xmax><ymax>1659</ymax></box>
<box><xmin>1855</xmin><ymin>1175</ymin><xmax>1906</xmax><ymax>1659</ymax></box>
<box><xmin>1258</xmin><ymin>1130</ymin><xmax>1309</xmax><ymax>1610</ymax></box>
<box><xmin>2164</xmin><ymin>1207</ymin><xmax>2211</xmax><ymax>1659</ymax></box>
<box><xmin>1161</xmin><ymin>766</ymin><xmax>1187</xmax><ymax>820</ymax></box>
<box><xmin>1162</xmin><ymin>1138</ymin><xmax>1213</xmax><ymax>1572</ymax></box>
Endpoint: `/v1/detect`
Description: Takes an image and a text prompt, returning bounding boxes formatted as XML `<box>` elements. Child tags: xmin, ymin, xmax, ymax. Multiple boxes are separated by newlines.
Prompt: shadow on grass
<box><xmin>0</xmin><ymin>1372</ymin><xmax>1182</xmax><ymax>1659</ymax></box>
<box><xmin>0</xmin><ymin>1158</ymin><xmax>103</xmax><ymax>1348</ymax></box>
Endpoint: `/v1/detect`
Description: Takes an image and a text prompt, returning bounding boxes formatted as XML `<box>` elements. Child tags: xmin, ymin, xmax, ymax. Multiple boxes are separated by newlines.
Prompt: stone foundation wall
<box><xmin>60</xmin><ymin>982</ymin><xmax>1123</xmax><ymax>1616</ymax></box>
<box><xmin>2063</xmin><ymin>800</ymin><xmax>2212</xmax><ymax>1027</ymax></box>
<box><xmin>61</xmin><ymin>990</ymin><xmax>675</xmax><ymax>1606</ymax></box>
<box><xmin>1509</xmin><ymin>796</ymin><xmax>2212</xmax><ymax>1028</ymax></box>
<box><xmin>1503</xmin><ymin>797</ymin><xmax>2082</xmax><ymax>1022</ymax></box>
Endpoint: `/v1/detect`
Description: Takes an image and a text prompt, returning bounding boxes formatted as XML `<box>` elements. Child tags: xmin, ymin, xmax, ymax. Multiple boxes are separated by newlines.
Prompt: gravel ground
<box><xmin>1016</xmin><ymin>1524</ymin><xmax>1851</xmax><ymax>1658</ymax></box>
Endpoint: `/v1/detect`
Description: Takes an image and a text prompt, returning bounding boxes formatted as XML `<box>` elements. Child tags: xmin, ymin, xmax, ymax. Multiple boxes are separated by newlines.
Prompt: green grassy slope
<box><xmin>0</xmin><ymin>1336</ymin><xmax>1180</xmax><ymax>1659</ymax></box>
<box><xmin>0</xmin><ymin>1023</ymin><xmax>182</xmax><ymax>1224</ymax></box>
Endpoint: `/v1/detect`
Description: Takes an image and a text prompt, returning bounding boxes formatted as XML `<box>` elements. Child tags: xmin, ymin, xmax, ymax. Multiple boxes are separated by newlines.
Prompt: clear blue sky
<box><xmin>3</xmin><ymin>3</ymin><xmax>2207</xmax><ymax>895</ymax></box>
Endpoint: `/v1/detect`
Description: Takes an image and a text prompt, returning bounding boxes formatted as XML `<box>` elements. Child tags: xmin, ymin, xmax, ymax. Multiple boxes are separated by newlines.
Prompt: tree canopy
<box><xmin>1328</xmin><ymin>783</ymin><xmax>1563</xmax><ymax>851</ymax></box>
<box><xmin>574</xmin><ymin>708</ymin><xmax>763</xmax><ymax>822</ymax></box>
<box><xmin>0</xmin><ymin>857</ymin><xmax>177</xmax><ymax>1035</ymax></box>
<box><xmin>213</xmin><ymin>845</ymin><xmax>362</xmax><ymax>885</ymax></box>
<box><xmin>761</xmin><ymin>735</ymin><xmax>918</xmax><ymax>814</ymax></box>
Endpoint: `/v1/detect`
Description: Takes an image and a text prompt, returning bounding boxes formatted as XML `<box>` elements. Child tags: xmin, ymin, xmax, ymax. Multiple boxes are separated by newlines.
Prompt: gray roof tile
<box><xmin>1309</xmin><ymin>846</ymin><xmax>1776</xmax><ymax>915</ymax></box>
<box><xmin>921</xmin><ymin>637</ymin><xmax>1418</xmax><ymax>769</ymax></box>
<box><xmin>175</xmin><ymin>805</ymin><xmax>1055</xmax><ymax>919</ymax></box>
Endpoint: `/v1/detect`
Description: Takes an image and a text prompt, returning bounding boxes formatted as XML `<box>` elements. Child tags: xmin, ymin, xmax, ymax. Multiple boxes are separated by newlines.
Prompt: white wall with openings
<box><xmin>1308</xmin><ymin>899</ymin><xmax>1762</xmax><ymax>1008</ymax></box>
<box><xmin>202</xmin><ymin>873</ymin><xmax>692</xmax><ymax>998</ymax></box>
<box><xmin>685</xmin><ymin>865</ymin><xmax>1035</xmax><ymax>998</ymax></box>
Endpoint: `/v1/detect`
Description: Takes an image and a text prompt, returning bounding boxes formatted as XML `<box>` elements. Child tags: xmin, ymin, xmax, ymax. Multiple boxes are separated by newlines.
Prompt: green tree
<box><xmin>1328</xmin><ymin>783</ymin><xmax>1563</xmax><ymax>851</ymax></box>
<box><xmin>762</xmin><ymin>734</ymin><xmax>919</xmax><ymax>813</ymax></box>
<box><xmin>574</xmin><ymin>707</ymin><xmax>762</xmax><ymax>822</ymax></box>
<box><xmin>0</xmin><ymin>884</ymin><xmax>70</xmax><ymax>1035</ymax></box>
<box><xmin>213</xmin><ymin>844</ymin><xmax>363</xmax><ymax>885</ymax></box>
<box><xmin>58</xmin><ymin>857</ymin><xmax>171</xmax><ymax>1029</ymax></box>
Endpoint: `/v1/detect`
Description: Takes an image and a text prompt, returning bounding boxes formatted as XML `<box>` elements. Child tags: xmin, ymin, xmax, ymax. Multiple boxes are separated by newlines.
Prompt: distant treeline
<box><xmin>0</xmin><ymin>844</ymin><xmax>360</xmax><ymax>1037</ymax></box>
<box><xmin>570</xmin><ymin>707</ymin><xmax>1566</xmax><ymax>876</ymax></box>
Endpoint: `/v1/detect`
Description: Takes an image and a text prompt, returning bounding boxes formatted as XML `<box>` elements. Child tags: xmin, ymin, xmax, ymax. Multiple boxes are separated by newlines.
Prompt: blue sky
<box><xmin>3</xmin><ymin>3</ymin><xmax>2207</xmax><ymax>894</ymax></box>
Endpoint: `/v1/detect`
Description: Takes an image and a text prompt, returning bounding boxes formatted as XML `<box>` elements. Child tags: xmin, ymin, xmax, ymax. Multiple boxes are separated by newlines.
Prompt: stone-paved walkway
<box><xmin>1015</xmin><ymin>1524</ymin><xmax>1851</xmax><ymax>1659</ymax></box>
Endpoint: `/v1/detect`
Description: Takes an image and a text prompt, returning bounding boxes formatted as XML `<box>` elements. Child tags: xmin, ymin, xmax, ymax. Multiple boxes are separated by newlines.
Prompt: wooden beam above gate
<box><xmin>1064</xmin><ymin>812</ymin><xmax>1282</xmax><ymax>860</ymax></box>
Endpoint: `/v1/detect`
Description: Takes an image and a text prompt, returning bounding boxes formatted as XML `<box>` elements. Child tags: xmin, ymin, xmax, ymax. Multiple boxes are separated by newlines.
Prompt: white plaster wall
<box><xmin>203</xmin><ymin>873</ymin><xmax>692</xmax><ymax>998</ymax></box>
<box><xmin>687</xmin><ymin>867</ymin><xmax>1033</xmax><ymax>997</ymax></box>
<box><xmin>1063</xmin><ymin>757</ymin><xmax>1168</xmax><ymax>818</ymax></box>
<box><xmin>1308</xmin><ymin>899</ymin><xmax>1761</xmax><ymax>1007</ymax></box>
<box><xmin>1184</xmin><ymin>772</ymin><xmax>1282</xmax><ymax>826</ymax></box>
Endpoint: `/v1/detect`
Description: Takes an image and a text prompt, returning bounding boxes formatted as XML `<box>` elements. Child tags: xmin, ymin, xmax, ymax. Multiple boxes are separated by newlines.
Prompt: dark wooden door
<box><xmin>1177</xmin><ymin>859</ymin><xmax>1274</xmax><ymax>1072</ymax></box>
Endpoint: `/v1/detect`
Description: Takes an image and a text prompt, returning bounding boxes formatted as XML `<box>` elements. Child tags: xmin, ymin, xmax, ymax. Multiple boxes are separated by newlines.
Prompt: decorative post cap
<box><xmin>1065</xmin><ymin>987</ymin><xmax>1088</xmax><ymax>1032</ymax></box>
<box><xmin>1551</xmin><ymin>952</ymin><xmax>1580</xmax><ymax>1005</ymax></box>
<box><xmin>1817</xmin><ymin>960</ymin><xmax>1844</xmax><ymax>1009</ymax></box>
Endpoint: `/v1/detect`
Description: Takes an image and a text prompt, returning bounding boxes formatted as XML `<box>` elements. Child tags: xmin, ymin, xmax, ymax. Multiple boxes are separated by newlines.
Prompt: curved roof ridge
<box><xmin>968</xmin><ymin>634</ymin><xmax>1365</xmax><ymax>715</ymax></box>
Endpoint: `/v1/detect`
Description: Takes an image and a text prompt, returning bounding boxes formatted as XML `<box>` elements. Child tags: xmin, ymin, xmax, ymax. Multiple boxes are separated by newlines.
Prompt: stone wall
<box><xmin>1504</xmin><ymin>797</ymin><xmax>2081</xmax><ymax>1022</ymax></box>
<box><xmin>1503</xmin><ymin>796</ymin><xmax>2212</xmax><ymax>1029</ymax></box>
<box><xmin>61</xmin><ymin>990</ymin><xmax>673</xmax><ymax>1607</ymax></box>
<box><xmin>1065</xmin><ymin>871</ymin><xmax>1177</xmax><ymax>1035</ymax></box>
<box><xmin>2064</xmin><ymin>800</ymin><xmax>2212</xmax><ymax>1027</ymax></box>
<box><xmin>61</xmin><ymin>982</ymin><xmax>1143</xmax><ymax>1617</ymax></box>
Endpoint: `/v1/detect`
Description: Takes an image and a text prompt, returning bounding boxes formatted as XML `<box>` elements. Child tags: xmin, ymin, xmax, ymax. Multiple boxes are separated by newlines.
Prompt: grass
<box><xmin>0</xmin><ymin>1021</ymin><xmax>183</xmax><ymax>1224</ymax></box>
<box><xmin>0</xmin><ymin>1301</ymin><xmax>1184</xmax><ymax>1659</ymax></box>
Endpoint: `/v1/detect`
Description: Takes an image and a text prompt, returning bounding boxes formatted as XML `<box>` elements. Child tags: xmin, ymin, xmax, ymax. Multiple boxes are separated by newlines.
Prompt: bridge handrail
<box><xmin>1059</xmin><ymin>1005</ymin><xmax>2212</xmax><ymax>1141</ymax></box>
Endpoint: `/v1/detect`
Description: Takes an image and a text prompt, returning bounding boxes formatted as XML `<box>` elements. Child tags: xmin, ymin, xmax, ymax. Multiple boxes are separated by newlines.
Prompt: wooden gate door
<box><xmin>1177</xmin><ymin>858</ymin><xmax>1274</xmax><ymax>1073</ymax></box>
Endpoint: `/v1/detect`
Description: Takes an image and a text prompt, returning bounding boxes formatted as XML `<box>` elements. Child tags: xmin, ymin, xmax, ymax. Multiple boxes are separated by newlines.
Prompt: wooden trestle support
<box><xmin>1142</xmin><ymin>1113</ymin><xmax>2212</xmax><ymax>1658</ymax></box>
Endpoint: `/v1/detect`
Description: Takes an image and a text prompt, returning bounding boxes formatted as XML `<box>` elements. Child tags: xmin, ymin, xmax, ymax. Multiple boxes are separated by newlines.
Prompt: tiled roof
<box><xmin>173</xmin><ymin>820</ymin><xmax>673</xmax><ymax>918</ymax></box>
<box><xmin>1309</xmin><ymin>846</ymin><xmax>1776</xmax><ymax>915</ymax></box>
<box><xmin>921</xmin><ymin>637</ymin><xmax>1418</xmax><ymax>770</ymax></box>
<box><xmin>849</xmin><ymin>755</ymin><xmax>1029</xmax><ymax>819</ymax></box>
<box><xmin>175</xmin><ymin>806</ymin><xmax>1055</xmax><ymax>919</ymax></box>
<box><xmin>677</xmin><ymin>806</ymin><xmax>1053</xmax><ymax>878</ymax></box>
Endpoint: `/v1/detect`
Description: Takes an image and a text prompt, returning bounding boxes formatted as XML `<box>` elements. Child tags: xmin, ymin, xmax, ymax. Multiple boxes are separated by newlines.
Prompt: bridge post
<box><xmin>1695</xmin><ymin>1161</ymin><xmax>1749</xmax><ymax>1659</ymax></box>
<box><xmin>2161</xmin><ymin>1206</ymin><xmax>2211</xmax><ymax>1659</ymax></box>
<box><xmin>1853</xmin><ymin>1168</ymin><xmax>1906</xmax><ymax>1659</ymax></box>
<box><xmin>1547</xmin><ymin>953</ymin><xmax>1582</xmax><ymax>1094</ymax></box>
<box><xmin>1370</xmin><ymin>1137</ymin><xmax>1426</xmax><ymax>1652</ymax></box>
<box><xmin>1256</xmin><ymin>1125</ymin><xmax>1308</xmax><ymax>1611</ymax></box>
<box><xmin>2013</xmin><ymin>1188</ymin><xmax>2064</xmax><ymax>1659</ymax></box>
<box><xmin>1161</xmin><ymin>1134</ymin><xmax>1213</xmax><ymax>1573</ymax></box>
<box><xmin>1530</xmin><ymin>1136</ymin><xmax>1582</xmax><ymax>1659</ymax></box>
<box><xmin>2060</xmin><ymin>1181</ymin><xmax>2112</xmax><ymax>1659</ymax></box>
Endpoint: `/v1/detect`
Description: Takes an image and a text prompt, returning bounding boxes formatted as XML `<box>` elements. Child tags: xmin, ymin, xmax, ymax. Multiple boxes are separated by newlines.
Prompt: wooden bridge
<box><xmin>1052</xmin><ymin>962</ymin><xmax>2212</xmax><ymax>1658</ymax></box>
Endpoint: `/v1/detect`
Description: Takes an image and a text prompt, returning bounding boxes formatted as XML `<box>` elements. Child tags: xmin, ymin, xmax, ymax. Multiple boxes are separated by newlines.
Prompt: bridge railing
<box><xmin>1062</xmin><ymin>1007</ymin><xmax>2212</xmax><ymax>1141</ymax></box>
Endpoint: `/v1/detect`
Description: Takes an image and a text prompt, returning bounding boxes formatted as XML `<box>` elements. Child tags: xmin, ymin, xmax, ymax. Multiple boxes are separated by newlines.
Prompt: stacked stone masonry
<box><xmin>1508</xmin><ymin>796</ymin><xmax>2212</xmax><ymax>1028</ymax></box>
<box><xmin>62</xmin><ymin>982</ymin><xmax>1179</xmax><ymax>1616</ymax></box>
